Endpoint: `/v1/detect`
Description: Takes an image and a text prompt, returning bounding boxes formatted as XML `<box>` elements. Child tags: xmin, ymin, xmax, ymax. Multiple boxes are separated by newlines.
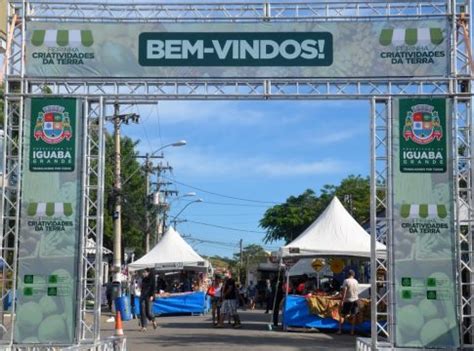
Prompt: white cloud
<box><xmin>165</xmin><ymin>148</ymin><xmax>347</xmax><ymax>178</ymax></box>
<box><xmin>137</xmin><ymin>100</ymin><xmax>351</xmax><ymax>127</ymax></box>
<box><xmin>256</xmin><ymin>159</ymin><xmax>344</xmax><ymax>176</ymax></box>
<box><xmin>144</xmin><ymin>101</ymin><xmax>267</xmax><ymax>126</ymax></box>
<box><xmin>312</xmin><ymin>128</ymin><xmax>365</xmax><ymax>144</ymax></box>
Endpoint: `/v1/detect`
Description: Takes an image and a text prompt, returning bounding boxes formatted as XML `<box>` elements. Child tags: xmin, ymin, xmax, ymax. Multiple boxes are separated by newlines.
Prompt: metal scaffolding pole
<box><xmin>112</xmin><ymin>103</ymin><xmax>122</xmax><ymax>280</ymax></box>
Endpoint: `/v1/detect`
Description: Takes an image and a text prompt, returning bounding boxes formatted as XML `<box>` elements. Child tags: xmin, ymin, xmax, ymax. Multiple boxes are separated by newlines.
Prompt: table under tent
<box><xmin>128</xmin><ymin>227</ymin><xmax>212</xmax><ymax>316</ymax></box>
<box><xmin>277</xmin><ymin>196</ymin><xmax>386</xmax><ymax>333</ymax></box>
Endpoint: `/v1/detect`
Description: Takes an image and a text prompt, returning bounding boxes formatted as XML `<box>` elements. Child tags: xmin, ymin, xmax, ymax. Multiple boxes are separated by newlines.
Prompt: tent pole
<box><xmin>283</xmin><ymin>268</ymin><xmax>290</xmax><ymax>331</ymax></box>
<box><xmin>268</xmin><ymin>258</ymin><xmax>283</xmax><ymax>329</ymax></box>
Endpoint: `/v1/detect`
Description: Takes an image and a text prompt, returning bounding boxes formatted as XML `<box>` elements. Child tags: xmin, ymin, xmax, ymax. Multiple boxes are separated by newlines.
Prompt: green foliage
<box><xmin>260</xmin><ymin>175</ymin><xmax>370</xmax><ymax>244</ymax></box>
<box><xmin>103</xmin><ymin>134</ymin><xmax>147</xmax><ymax>258</ymax></box>
<box><xmin>207</xmin><ymin>255</ymin><xmax>236</xmax><ymax>273</ymax></box>
<box><xmin>234</xmin><ymin>244</ymin><xmax>269</xmax><ymax>267</ymax></box>
<box><xmin>234</xmin><ymin>244</ymin><xmax>269</xmax><ymax>282</ymax></box>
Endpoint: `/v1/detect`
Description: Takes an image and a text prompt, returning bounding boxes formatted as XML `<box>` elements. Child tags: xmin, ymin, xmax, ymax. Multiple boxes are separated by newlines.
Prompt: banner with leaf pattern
<box><xmin>14</xmin><ymin>98</ymin><xmax>82</xmax><ymax>345</ymax></box>
<box><xmin>25</xmin><ymin>20</ymin><xmax>449</xmax><ymax>78</ymax></box>
<box><xmin>393</xmin><ymin>98</ymin><xmax>459</xmax><ymax>348</ymax></box>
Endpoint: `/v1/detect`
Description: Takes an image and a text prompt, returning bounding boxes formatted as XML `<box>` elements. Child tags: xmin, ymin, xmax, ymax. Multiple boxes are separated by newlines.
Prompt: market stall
<box><xmin>278</xmin><ymin>197</ymin><xmax>386</xmax><ymax>331</ymax></box>
<box><xmin>128</xmin><ymin>227</ymin><xmax>211</xmax><ymax>316</ymax></box>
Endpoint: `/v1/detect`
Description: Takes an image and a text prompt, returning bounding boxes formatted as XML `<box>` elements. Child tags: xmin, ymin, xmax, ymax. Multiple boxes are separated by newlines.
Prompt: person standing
<box><xmin>272</xmin><ymin>279</ymin><xmax>285</xmax><ymax>328</ymax></box>
<box><xmin>105</xmin><ymin>281</ymin><xmax>113</xmax><ymax>312</ymax></box>
<box><xmin>139</xmin><ymin>268</ymin><xmax>158</xmax><ymax>331</ymax></box>
<box><xmin>130</xmin><ymin>276</ymin><xmax>141</xmax><ymax>319</ymax></box>
<box><xmin>264</xmin><ymin>279</ymin><xmax>273</xmax><ymax>313</ymax></box>
<box><xmin>207</xmin><ymin>276</ymin><xmax>222</xmax><ymax>326</ymax></box>
<box><xmin>216</xmin><ymin>275</ymin><xmax>241</xmax><ymax>328</ymax></box>
<box><xmin>157</xmin><ymin>273</ymin><xmax>167</xmax><ymax>293</ymax></box>
<box><xmin>338</xmin><ymin>270</ymin><xmax>359</xmax><ymax>335</ymax></box>
<box><xmin>247</xmin><ymin>281</ymin><xmax>257</xmax><ymax>310</ymax></box>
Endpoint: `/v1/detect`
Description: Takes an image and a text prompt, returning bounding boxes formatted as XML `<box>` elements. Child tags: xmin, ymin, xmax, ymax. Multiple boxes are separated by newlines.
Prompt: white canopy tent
<box><xmin>128</xmin><ymin>227</ymin><xmax>210</xmax><ymax>271</ymax></box>
<box><xmin>280</xmin><ymin>197</ymin><xmax>386</xmax><ymax>258</ymax></box>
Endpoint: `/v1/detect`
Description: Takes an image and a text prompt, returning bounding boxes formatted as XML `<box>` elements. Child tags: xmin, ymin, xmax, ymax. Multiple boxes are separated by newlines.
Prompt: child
<box><xmin>207</xmin><ymin>276</ymin><xmax>222</xmax><ymax>325</ymax></box>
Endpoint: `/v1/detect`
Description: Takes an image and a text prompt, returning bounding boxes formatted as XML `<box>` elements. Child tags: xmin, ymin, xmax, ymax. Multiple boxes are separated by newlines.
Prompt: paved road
<box><xmin>101</xmin><ymin>309</ymin><xmax>357</xmax><ymax>350</ymax></box>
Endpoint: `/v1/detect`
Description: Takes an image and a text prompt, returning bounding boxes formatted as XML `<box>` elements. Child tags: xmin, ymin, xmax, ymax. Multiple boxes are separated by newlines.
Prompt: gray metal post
<box><xmin>112</xmin><ymin>103</ymin><xmax>122</xmax><ymax>280</ymax></box>
<box><xmin>144</xmin><ymin>153</ymin><xmax>151</xmax><ymax>253</ymax></box>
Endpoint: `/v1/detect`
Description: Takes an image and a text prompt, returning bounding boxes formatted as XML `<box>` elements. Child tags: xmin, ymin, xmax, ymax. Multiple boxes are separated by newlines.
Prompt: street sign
<box><xmin>311</xmin><ymin>258</ymin><xmax>325</xmax><ymax>272</ymax></box>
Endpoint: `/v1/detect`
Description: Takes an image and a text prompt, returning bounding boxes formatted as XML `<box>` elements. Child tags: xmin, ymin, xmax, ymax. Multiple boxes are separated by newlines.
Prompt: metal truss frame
<box><xmin>2</xmin><ymin>0</ymin><xmax>473</xmax><ymax>349</ymax></box>
<box><xmin>13</xmin><ymin>0</ymin><xmax>454</xmax><ymax>22</ymax></box>
<box><xmin>370</xmin><ymin>98</ymin><xmax>393</xmax><ymax>348</ymax></box>
<box><xmin>454</xmin><ymin>97</ymin><xmax>474</xmax><ymax>347</ymax></box>
<box><xmin>77</xmin><ymin>99</ymin><xmax>105</xmax><ymax>345</ymax></box>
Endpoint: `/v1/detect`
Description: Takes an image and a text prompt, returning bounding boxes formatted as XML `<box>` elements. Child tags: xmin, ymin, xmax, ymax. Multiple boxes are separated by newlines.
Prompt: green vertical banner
<box><xmin>393</xmin><ymin>98</ymin><xmax>459</xmax><ymax>347</ymax></box>
<box><xmin>14</xmin><ymin>98</ymin><xmax>82</xmax><ymax>344</ymax></box>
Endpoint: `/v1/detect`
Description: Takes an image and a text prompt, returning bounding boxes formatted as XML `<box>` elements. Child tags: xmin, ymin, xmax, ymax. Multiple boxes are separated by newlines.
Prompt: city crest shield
<box><xmin>34</xmin><ymin>105</ymin><xmax>72</xmax><ymax>144</ymax></box>
<box><xmin>403</xmin><ymin>104</ymin><xmax>442</xmax><ymax>145</ymax></box>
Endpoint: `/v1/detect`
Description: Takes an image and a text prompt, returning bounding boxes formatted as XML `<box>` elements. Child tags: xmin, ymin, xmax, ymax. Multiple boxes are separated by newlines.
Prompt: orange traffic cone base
<box><xmin>115</xmin><ymin>310</ymin><xmax>124</xmax><ymax>336</ymax></box>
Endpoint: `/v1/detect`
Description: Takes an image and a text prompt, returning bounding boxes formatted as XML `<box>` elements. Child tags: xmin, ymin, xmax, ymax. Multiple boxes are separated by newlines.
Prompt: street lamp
<box><xmin>167</xmin><ymin>192</ymin><xmax>197</xmax><ymax>205</ymax></box>
<box><xmin>112</xmin><ymin>138</ymin><xmax>186</xmax><ymax>281</ymax></box>
<box><xmin>122</xmin><ymin>140</ymin><xmax>187</xmax><ymax>186</ymax></box>
<box><xmin>169</xmin><ymin>199</ymin><xmax>203</xmax><ymax>228</ymax></box>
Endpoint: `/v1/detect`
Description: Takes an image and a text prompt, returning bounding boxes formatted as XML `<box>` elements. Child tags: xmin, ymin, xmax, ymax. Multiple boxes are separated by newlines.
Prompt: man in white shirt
<box><xmin>338</xmin><ymin>270</ymin><xmax>359</xmax><ymax>335</ymax></box>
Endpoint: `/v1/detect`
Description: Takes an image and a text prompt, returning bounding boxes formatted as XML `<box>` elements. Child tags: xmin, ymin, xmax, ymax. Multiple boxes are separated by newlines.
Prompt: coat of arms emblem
<box><xmin>403</xmin><ymin>104</ymin><xmax>442</xmax><ymax>145</ymax></box>
<box><xmin>34</xmin><ymin>105</ymin><xmax>72</xmax><ymax>144</ymax></box>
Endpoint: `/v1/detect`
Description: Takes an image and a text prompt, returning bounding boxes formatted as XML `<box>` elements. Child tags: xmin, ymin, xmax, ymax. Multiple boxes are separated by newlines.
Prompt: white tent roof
<box><xmin>128</xmin><ymin>227</ymin><xmax>209</xmax><ymax>271</ymax></box>
<box><xmin>280</xmin><ymin>197</ymin><xmax>386</xmax><ymax>258</ymax></box>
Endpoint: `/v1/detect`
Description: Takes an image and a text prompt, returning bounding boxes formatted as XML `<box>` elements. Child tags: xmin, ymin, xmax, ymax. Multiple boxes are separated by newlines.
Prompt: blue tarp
<box><xmin>283</xmin><ymin>295</ymin><xmax>371</xmax><ymax>334</ymax></box>
<box><xmin>153</xmin><ymin>291</ymin><xmax>210</xmax><ymax>316</ymax></box>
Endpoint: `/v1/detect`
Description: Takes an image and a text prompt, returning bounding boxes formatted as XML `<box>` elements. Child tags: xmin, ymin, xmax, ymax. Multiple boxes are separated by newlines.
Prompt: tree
<box><xmin>234</xmin><ymin>244</ymin><xmax>269</xmax><ymax>266</ymax></box>
<box><xmin>234</xmin><ymin>244</ymin><xmax>269</xmax><ymax>282</ymax></box>
<box><xmin>207</xmin><ymin>255</ymin><xmax>236</xmax><ymax>275</ymax></box>
<box><xmin>333</xmin><ymin>175</ymin><xmax>370</xmax><ymax>224</ymax></box>
<box><xmin>259</xmin><ymin>189</ymin><xmax>330</xmax><ymax>244</ymax></box>
<box><xmin>260</xmin><ymin>175</ymin><xmax>370</xmax><ymax>244</ymax></box>
<box><xmin>103</xmin><ymin>134</ymin><xmax>147</xmax><ymax>259</ymax></box>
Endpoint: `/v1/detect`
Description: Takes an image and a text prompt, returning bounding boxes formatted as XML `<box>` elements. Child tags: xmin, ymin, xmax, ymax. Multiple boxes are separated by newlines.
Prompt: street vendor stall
<box><xmin>128</xmin><ymin>227</ymin><xmax>211</xmax><ymax>315</ymax></box>
<box><xmin>278</xmin><ymin>197</ymin><xmax>386</xmax><ymax>331</ymax></box>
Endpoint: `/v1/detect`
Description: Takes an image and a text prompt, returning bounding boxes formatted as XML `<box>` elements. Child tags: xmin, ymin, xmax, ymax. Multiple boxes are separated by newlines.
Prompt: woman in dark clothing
<box><xmin>139</xmin><ymin>268</ymin><xmax>157</xmax><ymax>331</ymax></box>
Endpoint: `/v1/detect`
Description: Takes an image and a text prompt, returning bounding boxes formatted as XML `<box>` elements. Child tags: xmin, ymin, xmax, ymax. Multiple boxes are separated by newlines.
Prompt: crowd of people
<box><xmin>107</xmin><ymin>269</ymin><xmax>360</xmax><ymax>335</ymax></box>
<box><xmin>206</xmin><ymin>270</ymin><xmax>360</xmax><ymax>334</ymax></box>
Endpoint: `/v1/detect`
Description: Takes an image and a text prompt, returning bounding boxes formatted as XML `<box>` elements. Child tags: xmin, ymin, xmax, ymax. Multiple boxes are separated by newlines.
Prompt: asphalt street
<box><xmin>101</xmin><ymin>309</ymin><xmax>358</xmax><ymax>350</ymax></box>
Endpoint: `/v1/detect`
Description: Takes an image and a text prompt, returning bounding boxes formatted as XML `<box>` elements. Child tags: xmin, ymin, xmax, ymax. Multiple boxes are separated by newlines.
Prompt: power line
<box><xmin>185</xmin><ymin>236</ymin><xmax>239</xmax><ymax>248</ymax></box>
<box><xmin>200</xmin><ymin>201</ymin><xmax>270</xmax><ymax>208</ymax></box>
<box><xmin>186</xmin><ymin>236</ymin><xmax>278</xmax><ymax>253</ymax></box>
<box><xmin>161</xmin><ymin>175</ymin><xmax>279</xmax><ymax>205</ymax></box>
<box><xmin>184</xmin><ymin>220</ymin><xmax>266</xmax><ymax>234</ymax></box>
<box><xmin>184</xmin><ymin>213</ymin><xmax>260</xmax><ymax>217</ymax></box>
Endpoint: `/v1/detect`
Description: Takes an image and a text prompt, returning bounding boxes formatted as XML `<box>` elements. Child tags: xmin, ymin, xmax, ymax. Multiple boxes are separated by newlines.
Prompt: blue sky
<box><xmin>121</xmin><ymin>100</ymin><xmax>370</xmax><ymax>258</ymax></box>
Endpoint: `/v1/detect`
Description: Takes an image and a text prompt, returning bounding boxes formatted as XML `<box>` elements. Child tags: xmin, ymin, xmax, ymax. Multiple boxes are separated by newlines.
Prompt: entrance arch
<box><xmin>2</xmin><ymin>1</ymin><xmax>473</xmax><ymax>349</ymax></box>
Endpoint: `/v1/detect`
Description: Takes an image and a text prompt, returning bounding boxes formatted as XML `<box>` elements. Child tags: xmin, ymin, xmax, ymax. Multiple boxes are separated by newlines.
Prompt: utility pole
<box><xmin>136</xmin><ymin>153</ymin><xmax>162</xmax><ymax>252</ymax></box>
<box><xmin>343</xmin><ymin>194</ymin><xmax>354</xmax><ymax>216</ymax></box>
<box><xmin>112</xmin><ymin>103</ymin><xmax>122</xmax><ymax>281</ymax></box>
<box><xmin>239</xmin><ymin>239</ymin><xmax>243</xmax><ymax>282</ymax></box>
<box><xmin>144</xmin><ymin>154</ymin><xmax>152</xmax><ymax>253</ymax></box>
<box><xmin>107</xmin><ymin>104</ymin><xmax>139</xmax><ymax>282</ymax></box>
<box><xmin>154</xmin><ymin>163</ymin><xmax>175</xmax><ymax>242</ymax></box>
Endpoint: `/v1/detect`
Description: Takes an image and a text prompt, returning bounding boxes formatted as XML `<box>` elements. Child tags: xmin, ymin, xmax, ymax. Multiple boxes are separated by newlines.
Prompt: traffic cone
<box><xmin>115</xmin><ymin>310</ymin><xmax>124</xmax><ymax>336</ymax></box>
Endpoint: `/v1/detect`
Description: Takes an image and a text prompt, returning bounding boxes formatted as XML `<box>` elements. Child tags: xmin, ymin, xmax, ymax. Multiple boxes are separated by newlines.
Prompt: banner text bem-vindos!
<box><xmin>139</xmin><ymin>32</ymin><xmax>333</xmax><ymax>66</ymax></box>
